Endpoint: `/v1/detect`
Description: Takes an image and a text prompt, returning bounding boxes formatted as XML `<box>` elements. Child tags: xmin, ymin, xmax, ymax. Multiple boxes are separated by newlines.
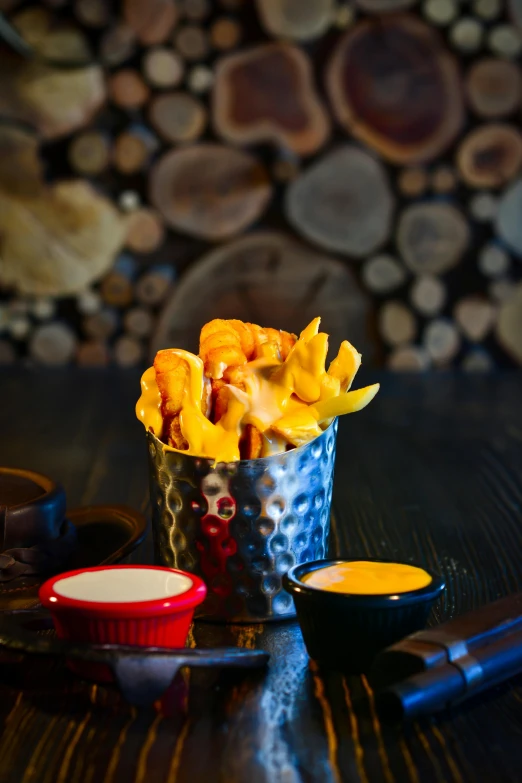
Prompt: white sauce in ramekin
<box><xmin>53</xmin><ymin>569</ymin><xmax>193</xmax><ymax>603</ymax></box>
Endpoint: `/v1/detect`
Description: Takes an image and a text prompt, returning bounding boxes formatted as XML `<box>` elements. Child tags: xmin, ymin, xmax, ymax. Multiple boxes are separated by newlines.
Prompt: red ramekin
<box><xmin>39</xmin><ymin>565</ymin><xmax>207</xmax><ymax>681</ymax></box>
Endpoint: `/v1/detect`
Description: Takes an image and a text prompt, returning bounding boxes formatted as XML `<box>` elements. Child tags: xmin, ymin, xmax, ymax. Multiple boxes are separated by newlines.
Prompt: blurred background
<box><xmin>0</xmin><ymin>0</ymin><xmax>521</xmax><ymax>370</ymax></box>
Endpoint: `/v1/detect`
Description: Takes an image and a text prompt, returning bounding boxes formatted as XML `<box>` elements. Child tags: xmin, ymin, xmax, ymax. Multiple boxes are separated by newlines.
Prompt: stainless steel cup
<box><xmin>146</xmin><ymin>418</ymin><xmax>338</xmax><ymax>622</ymax></box>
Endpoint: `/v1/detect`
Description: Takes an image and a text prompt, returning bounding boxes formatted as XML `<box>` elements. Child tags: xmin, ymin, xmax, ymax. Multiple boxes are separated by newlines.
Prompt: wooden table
<box><xmin>1</xmin><ymin>369</ymin><xmax>522</xmax><ymax>783</ymax></box>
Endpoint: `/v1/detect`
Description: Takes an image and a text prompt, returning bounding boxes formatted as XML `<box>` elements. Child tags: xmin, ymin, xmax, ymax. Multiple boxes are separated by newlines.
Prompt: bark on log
<box><xmin>151</xmin><ymin>232</ymin><xmax>372</xmax><ymax>362</ymax></box>
<box><xmin>123</xmin><ymin>0</ymin><xmax>178</xmax><ymax>45</ymax></box>
<box><xmin>326</xmin><ymin>15</ymin><xmax>464</xmax><ymax>164</ymax></box>
<box><xmin>285</xmin><ymin>145</ymin><xmax>394</xmax><ymax>257</ymax></box>
<box><xmin>466</xmin><ymin>58</ymin><xmax>521</xmax><ymax>118</ymax></box>
<box><xmin>149</xmin><ymin>92</ymin><xmax>207</xmax><ymax>143</ymax></box>
<box><xmin>255</xmin><ymin>0</ymin><xmax>334</xmax><ymax>40</ymax></box>
<box><xmin>397</xmin><ymin>202</ymin><xmax>470</xmax><ymax>274</ymax></box>
<box><xmin>149</xmin><ymin>144</ymin><xmax>272</xmax><ymax>240</ymax></box>
<box><xmin>213</xmin><ymin>43</ymin><xmax>330</xmax><ymax>155</ymax></box>
<box><xmin>0</xmin><ymin>181</ymin><xmax>126</xmax><ymax>296</ymax></box>
<box><xmin>457</xmin><ymin>124</ymin><xmax>522</xmax><ymax>188</ymax></box>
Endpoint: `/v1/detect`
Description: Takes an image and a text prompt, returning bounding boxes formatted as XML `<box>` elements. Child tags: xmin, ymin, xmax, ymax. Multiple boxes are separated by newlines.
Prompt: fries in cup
<box><xmin>137</xmin><ymin>317</ymin><xmax>379</xmax><ymax>463</ymax></box>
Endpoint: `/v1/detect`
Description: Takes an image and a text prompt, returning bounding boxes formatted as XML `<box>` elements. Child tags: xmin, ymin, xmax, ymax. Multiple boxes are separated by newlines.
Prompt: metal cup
<box><xmin>146</xmin><ymin>418</ymin><xmax>338</xmax><ymax>623</ymax></box>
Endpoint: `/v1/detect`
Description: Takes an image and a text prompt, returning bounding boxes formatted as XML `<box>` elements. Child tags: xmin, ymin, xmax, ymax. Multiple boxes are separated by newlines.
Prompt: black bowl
<box><xmin>283</xmin><ymin>558</ymin><xmax>445</xmax><ymax>673</ymax></box>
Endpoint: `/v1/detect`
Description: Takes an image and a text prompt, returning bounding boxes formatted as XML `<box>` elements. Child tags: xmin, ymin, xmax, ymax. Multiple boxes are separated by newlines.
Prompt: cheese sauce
<box><xmin>136</xmin><ymin>317</ymin><xmax>379</xmax><ymax>463</ymax></box>
<box><xmin>136</xmin><ymin>318</ymin><xmax>338</xmax><ymax>463</ymax></box>
<box><xmin>302</xmin><ymin>561</ymin><xmax>432</xmax><ymax>595</ymax></box>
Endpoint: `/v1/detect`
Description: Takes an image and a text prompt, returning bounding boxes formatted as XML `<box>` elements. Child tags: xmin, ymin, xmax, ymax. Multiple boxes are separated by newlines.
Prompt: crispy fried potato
<box><xmin>154</xmin><ymin>350</ymin><xmax>189</xmax><ymax>417</ymax></box>
<box><xmin>328</xmin><ymin>340</ymin><xmax>361</xmax><ymax>392</ymax></box>
<box><xmin>166</xmin><ymin>414</ymin><xmax>189</xmax><ymax>450</ymax></box>
<box><xmin>310</xmin><ymin>384</ymin><xmax>380</xmax><ymax>422</ymax></box>
<box><xmin>240</xmin><ymin>424</ymin><xmax>263</xmax><ymax>460</ymax></box>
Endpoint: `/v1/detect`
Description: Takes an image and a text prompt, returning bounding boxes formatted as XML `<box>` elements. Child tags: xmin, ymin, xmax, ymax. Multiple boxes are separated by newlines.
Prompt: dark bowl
<box><xmin>283</xmin><ymin>558</ymin><xmax>445</xmax><ymax>673</ymax></box>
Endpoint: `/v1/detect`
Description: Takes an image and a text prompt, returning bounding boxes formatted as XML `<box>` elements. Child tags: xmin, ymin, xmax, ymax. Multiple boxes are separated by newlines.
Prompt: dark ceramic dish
<box><xmin>283</xmin><ymin>558</ymin><xmax>445</xmax><ymax>673</ymax></box>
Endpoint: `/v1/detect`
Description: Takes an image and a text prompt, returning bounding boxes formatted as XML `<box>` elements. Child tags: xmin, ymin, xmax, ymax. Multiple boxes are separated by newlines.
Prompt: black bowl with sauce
<box><xmin>283</xmin><ymin>558</ymin><xmax>445</xmax><ymax>673</ymax></box>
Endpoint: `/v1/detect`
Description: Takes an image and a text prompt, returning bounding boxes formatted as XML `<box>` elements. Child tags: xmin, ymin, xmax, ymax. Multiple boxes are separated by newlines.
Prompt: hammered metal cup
<box><xmin>146</xmin><ymin>419</ymin><xmax>338</xmax><ymax>623</ymax></box>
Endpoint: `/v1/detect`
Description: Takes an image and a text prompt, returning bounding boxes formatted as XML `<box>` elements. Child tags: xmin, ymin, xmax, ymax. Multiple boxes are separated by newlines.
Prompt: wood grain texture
<box><xmin>1</xmin><ymin>371</ymin><xmax>522</xmax><ymax>782</ymax></box>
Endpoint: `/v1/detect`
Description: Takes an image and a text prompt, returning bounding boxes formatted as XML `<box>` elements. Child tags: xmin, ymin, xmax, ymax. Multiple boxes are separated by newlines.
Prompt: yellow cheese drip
<box><xmin>136</xmin><ymin>317</ymin><xmax>380</xmax><ymax>463</ymax></box>
<box><xmin>302</xmin><ymin>561</ymin><xmax>432</xmax><ymax>595</ymax></box>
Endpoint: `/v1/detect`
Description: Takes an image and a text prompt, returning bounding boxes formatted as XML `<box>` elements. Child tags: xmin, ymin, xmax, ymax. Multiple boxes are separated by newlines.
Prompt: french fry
<box><xmin>240</xmin><ymin>424</ymin><xmax>263</xmax><ymax>459</ymax></box>
<box><xmin>328</xmin><ymin>340</ymin><xmax>361</xmax><ymax>392</ymax></box>
<box><xmin>166</xmin><ymin>414</ymin><xmax>189</xmax><ymax>450</ymax></box>
<box><xmin>271</xmin><ymin>410</ymin><xmax>322</xmax><ymax>448</ymax></box>
<box><xmin>310</xmin><ymin>384</ymin><xmax>380</xmax><ymax>422</ymax></box>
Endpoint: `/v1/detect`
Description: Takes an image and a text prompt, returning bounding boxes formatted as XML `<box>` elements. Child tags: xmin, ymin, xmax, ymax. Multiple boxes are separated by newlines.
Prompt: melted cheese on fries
<box><xmin>136</xmin><ymin>317</ymin><xmax>379</xmax><ymax>463</ymax></box>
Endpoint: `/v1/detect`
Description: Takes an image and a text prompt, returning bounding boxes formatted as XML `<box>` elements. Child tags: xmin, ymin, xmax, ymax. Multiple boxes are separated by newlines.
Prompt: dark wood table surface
<box><xmin>1</xmin><ymin>369</ymin><xmax>522</xmax><ymax>783</ymax></box>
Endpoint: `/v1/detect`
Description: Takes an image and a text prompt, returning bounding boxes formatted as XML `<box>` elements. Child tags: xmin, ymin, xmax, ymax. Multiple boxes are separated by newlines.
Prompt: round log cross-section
<box><xmin>326</xmin><ymin>15</ymin><xmax>464</xmax><ymax>164</ymax></box>
<box><xmin>213</xmin><ymin>43</ymin><xmax>330</xmax><ymax>156</ymax></box>
<box><xmin>149</xmin><ymin>144</ymin><xmax>272</xmax><ymax>240</ymax></box>
<box><xmin>285</xmin><ymin>145</ymin><xmax>395</xmax><ymax>257</ymax></box>
<box><xmin>151</xmin><ymin>232</ymin><xmax>373</xmax><ymax>362</ymax></box>
<box><xmin>457</xmin><ymin>124</ymin><xmax>522</xmax><ymax>188</ymax></box>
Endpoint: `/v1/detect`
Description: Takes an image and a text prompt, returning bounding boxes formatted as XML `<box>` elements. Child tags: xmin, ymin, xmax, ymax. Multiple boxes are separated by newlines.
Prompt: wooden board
<box><xmin>326</xmin><ymin>15</ymin><xmax>464</xmax><ymax>164</ymax></box>
<box><xmin>213</xmin><ymin>42</ymin><xmax>330</xmax><ymax>155</ymax></box>
<box><xmin>3</xmin><ymin>371</ymin><xmax>522</xmax><ymax>780</ymax></box>
<box><xmin>285</xmin><ymin>145</ymin><xmax>395</xmax><ymax>257</ymax></box>
<box><xmin>151</xmin><ymin>232</ymin><xmax>372</xmax><ymax>361</ymax></box>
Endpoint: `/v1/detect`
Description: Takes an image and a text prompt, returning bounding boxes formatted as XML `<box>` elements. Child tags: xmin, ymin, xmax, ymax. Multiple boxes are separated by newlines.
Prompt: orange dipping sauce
<box><xmin>302</xmin><ymin>561</ymin><xmax>432</xmax><ymax>595</ymax></box>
